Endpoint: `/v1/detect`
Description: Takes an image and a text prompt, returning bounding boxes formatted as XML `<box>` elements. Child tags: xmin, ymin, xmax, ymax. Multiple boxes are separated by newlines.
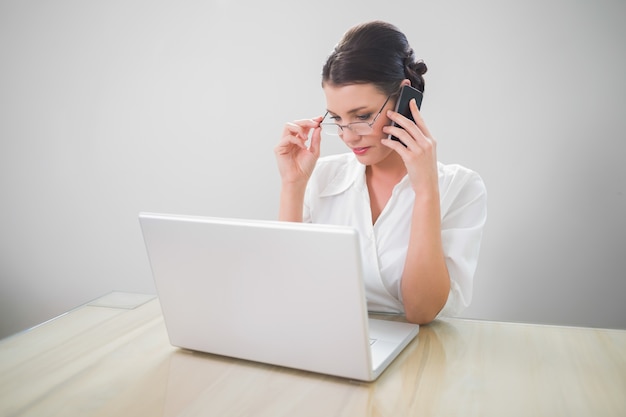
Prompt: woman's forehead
<box><xmin>323</xmin><ymin>83</ymin><xmax>386</xmax><ymax>113</ymax></box>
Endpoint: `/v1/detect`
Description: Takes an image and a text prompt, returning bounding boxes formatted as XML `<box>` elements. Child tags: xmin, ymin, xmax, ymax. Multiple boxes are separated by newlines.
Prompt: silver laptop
<box><xmin>139</xmin><ymin>212</ymin><xmax>419</xmax><ymax>381</ymax></box>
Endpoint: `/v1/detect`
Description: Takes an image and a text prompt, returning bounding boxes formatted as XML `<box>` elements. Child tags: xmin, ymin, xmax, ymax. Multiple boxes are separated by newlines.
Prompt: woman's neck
<box><xmin>366</xmin><ymin>152</ymin><xmax>407</xmax><ymax>184</ymax></box>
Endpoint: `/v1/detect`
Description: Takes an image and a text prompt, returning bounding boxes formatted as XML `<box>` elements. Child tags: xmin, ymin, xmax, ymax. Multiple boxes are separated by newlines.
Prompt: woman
<box><xmin>274</xmin><ymin>21</ymin><xmax>487</xmax><ymax>324</ymax></box>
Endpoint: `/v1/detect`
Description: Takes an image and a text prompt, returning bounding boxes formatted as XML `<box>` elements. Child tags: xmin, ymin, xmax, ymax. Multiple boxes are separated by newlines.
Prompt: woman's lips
<box><xmin>352</xmin><ymin>147</ymin><xmax>369</xmax><ymax>155</ymax></box>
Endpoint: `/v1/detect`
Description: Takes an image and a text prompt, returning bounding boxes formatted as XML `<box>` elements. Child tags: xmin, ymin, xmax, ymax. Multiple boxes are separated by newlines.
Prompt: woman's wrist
<box><xmin>281</xmin><ymin>177</ymin><xmax>309</xmax><ymax>190</ymax></box>
<box><xmin>278</xmin><ymin>182</ymin><xmax>307</xmax><ymax>222</ymax></box>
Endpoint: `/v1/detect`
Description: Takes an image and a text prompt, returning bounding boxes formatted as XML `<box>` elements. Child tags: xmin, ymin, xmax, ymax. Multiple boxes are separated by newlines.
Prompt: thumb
<box><xmin>308</xmin><ymin>125</ymin><xmax>322</xmax><ymax>157</ymax></box>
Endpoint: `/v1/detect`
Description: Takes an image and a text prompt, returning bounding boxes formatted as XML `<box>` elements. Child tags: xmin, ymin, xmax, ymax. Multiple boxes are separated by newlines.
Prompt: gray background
<box><xmin>1</xmin><ymin>0</ymin><xmax>624</xmax><ymax>339</ymax></box>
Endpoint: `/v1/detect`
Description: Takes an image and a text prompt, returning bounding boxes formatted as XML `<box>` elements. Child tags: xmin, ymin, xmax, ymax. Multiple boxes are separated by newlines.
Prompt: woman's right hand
<box><xmin>274</xmin><ymin>116</ymin><xmax>323</xmax><ymax>185</ymax></box>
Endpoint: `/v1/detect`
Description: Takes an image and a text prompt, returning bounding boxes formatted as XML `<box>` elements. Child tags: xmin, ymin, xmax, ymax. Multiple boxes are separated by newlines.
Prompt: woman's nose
<box><xmin>340</xmin><ymin>127</ymin><xmax>361</xmax><ymax>143</ymax></box>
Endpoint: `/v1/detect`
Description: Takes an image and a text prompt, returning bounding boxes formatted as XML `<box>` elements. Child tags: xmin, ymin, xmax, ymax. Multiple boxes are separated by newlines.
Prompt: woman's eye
<box><xmin>356</xmin><ymin>114</ymin><xmax>372</xmax><ymax>121</ymax></box>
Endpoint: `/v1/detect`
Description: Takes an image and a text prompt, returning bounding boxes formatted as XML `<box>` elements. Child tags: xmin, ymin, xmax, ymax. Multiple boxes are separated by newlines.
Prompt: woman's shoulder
<box><xmin>438</xmin><ymin>162</ymin><xmax>487</xmax><ymax>200</ymax></box>
<box><xmin>312</xmin><ymin>153</ymin><xmax>361</xmax><ymax>178</ymax></box>
<box><xmin>438</xmin><ymin>162</ymin><xmax>484</xmax><ymax>184</ymax></box>
<box><xmin>309</xmin><ymin>153</ymin><xmax>362</xmax><ymax>196</ymax></box>
<box><xmin>315</xmin><ymin>152</ymin><xmax>357</xmax><ymax>168</ymax></box>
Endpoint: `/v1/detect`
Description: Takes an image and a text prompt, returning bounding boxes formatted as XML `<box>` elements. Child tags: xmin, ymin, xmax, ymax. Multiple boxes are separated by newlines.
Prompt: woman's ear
<box><xmin>401</xmin><ymin>78</ymin><xmax>411</xmax><ymax>87</ymax></box>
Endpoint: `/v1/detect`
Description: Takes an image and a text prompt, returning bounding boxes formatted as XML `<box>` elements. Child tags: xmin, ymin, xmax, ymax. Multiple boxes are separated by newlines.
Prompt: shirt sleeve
<box><xmin>437</xmin><ymin>166</ymin><xmax>488</xmax><ymax>318</ymax></box>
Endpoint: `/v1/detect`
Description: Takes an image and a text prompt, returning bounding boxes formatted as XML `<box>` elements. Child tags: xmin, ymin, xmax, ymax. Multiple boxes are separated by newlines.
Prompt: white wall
<box><xmin>1</xmin><ymin>0</ymin><xmax>624</xmax><ymax>338</ymax></box>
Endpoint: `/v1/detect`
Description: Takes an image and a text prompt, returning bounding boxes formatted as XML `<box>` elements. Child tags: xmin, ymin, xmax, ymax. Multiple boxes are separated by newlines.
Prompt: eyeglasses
<box><xmin>320</xmin><ymin>93</ymin><xmax>393</xmax><ymax>136</ymax></box>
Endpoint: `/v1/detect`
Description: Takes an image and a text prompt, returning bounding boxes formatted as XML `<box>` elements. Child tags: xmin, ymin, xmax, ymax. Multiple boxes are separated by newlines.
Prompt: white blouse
<box><xmin>303</xmin><ymin>152</ymin><xmax>487</xmax><ymax>318</ymax></box>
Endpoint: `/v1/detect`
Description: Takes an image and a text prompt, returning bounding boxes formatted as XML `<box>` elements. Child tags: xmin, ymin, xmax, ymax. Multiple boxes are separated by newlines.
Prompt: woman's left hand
<box><xmin>381</xmin><ymin>98</ymin><xmax>439</xmax><ymax>195</ymax></box>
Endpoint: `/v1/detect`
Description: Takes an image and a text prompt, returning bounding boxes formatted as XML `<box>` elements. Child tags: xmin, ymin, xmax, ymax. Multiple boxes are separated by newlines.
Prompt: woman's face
<box><xmin>322</xmin><ymin>83</ymin><xmax>397</xmax><ymax>166</ymax></box>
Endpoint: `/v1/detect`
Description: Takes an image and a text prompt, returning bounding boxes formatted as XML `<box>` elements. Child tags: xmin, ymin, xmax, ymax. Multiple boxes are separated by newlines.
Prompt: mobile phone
<box><xmin>389</xmin><ymin>85</ymin><xmax>423</xmax><ymax>144</ymax></box>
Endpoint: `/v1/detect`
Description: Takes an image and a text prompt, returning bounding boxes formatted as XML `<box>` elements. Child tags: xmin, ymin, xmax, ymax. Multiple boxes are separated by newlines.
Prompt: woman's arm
<box><xmin>274</xmin><ymin>117</ymin><xmax>323</xmax><ymax>222</ymax></box>
<box><xmin>401</xmin><ymin>192</ymin><xmax>451</xmax><ymax>324</ymax></box>
<box><xmin>382</xmin><ymin>98</ymin><xmax>451</xmax><ymax>324</ymax></box>
<box><xmin>278</xmin><ymin>182</ymin><xmax>307</xmax><ymax>222</ymax></box>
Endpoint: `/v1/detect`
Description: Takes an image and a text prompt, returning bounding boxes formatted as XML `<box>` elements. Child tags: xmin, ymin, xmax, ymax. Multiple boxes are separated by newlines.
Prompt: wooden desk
<box><xmin>1</xmin><ymin>292</ymin><xmax>624</xmax><ymax>417</ymax></box>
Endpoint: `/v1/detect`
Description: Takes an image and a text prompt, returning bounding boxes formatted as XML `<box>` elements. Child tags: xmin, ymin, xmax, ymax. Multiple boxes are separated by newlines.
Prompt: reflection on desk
<box><xmin>0</xmin><ymin>292</ymin><xmax>624</xmax><ymax>417</ymax></box>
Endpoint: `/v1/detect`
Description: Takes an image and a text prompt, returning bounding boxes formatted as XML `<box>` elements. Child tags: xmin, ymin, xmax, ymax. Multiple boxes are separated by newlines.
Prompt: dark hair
<box><xmin>322</xmin><ymin>21</ymin><xmax>427</xmax><ymax>97</ymax></box>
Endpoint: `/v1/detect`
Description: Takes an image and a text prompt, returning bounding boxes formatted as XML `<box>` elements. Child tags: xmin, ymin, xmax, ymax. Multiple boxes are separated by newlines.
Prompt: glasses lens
<box><xmin>350</xmin><ymin>122</ymin><xmax>373</xmax><ymax>135</ymax></box>
<box><xmin>321</xmin><ymin>123</ymin><xmax>341</xmax><ymax>136</ymax></box>
<box><xmin>320</xmin><ymin>122</ymin><xmax>373</xmax><ymax>136</ymax></box>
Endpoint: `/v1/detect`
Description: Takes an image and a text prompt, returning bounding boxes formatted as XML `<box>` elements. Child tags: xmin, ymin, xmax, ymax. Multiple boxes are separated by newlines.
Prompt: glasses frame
<box><xmin>320</xmin><ymin>93</ymin><xmax>394</xmax><ymax>136</ymax></box>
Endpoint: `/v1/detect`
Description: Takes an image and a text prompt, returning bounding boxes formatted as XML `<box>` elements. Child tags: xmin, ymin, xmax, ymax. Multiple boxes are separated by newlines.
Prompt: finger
<box><xmin>308</xmin><ymin>125</ymin><xmax>322</xmax><ymax>157</ymax></box>
<box><xmin>385</xmin><ymin>108</ymin><xmax>431</xmax><ymax>150</ymax></box>
<box><xmin>285</xmin><ymin>117</ymin><xmax>323</xmax><ymax>141</ymax></box>
<box><xmin>408</xmin><ymin>99</ymin><xmax>437</xmax><ymax>154</ymax></box>
<box><xmin>308</xmin><ymin>115</ymin><xmax>324</xmax><ymax>141</ymax></box>
<box><xmin>385</xmin><ymin>109</ymin><xmax>420</xmax><ymax>139</ymax></box>
<box><xmin>408</xmin><ymin>98</ymin><xmax>433</xmax><ymax>139</ymax></box>
<box><xmin>383</xmin><ymin>124</ymin><xmax>413</xmax><ymax>147</ymax></box>
<box><xmin>381</xmin><ymin>136</ymin><xmax>409</xmax><ymax>153</ymax></box>
<box><xmin>284</xmin><ymin>122</ymin><xmax>307</xmax><ymax>141</ymax></box>
<box><xmin>275</xmin><ymin>139</ymin><xmax>304</xmax><ymax>156</ymax></box>
<box><xmin>382</xmin><ymin>122</ymin><xmax>426</xmax><ymax>155</ymax></box>
<box><xmin>296</xmin><ymin>116</ymin><xmax>323</xmax><ymax>126</ymax></box>
<box><xmin>277</xmin><ymin>131</ymin><xmax>308</xmax><ymax>152</ymax></box>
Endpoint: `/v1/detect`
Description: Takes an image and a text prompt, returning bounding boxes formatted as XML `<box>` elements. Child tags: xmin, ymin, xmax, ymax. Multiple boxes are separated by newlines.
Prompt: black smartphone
<box><xmin>389</xmin><ymin>84</ymin><xmax>423</xmax><ymax>144</ymax></box>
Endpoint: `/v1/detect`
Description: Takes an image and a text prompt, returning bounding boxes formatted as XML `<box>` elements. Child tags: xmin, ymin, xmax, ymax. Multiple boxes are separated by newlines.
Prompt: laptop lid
<box><xmin>139</xmin><ymin>212</ymin><xmax>417</xmax><ymax>381</ymax></box>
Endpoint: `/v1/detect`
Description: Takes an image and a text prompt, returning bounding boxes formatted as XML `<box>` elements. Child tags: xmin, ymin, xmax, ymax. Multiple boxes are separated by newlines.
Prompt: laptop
<box><xmin>139</xmin><ymin>212</ymin><xmax>419</xmax><ymax>381</ymax></box>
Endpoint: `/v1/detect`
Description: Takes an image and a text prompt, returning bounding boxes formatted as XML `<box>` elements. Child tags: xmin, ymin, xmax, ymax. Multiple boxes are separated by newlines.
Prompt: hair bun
<box><xmin>414</xmin><ymin>59</ymin><xmax>428</xmax><ymax>75</ymax></box>
<box><xmin>403</xmin><ymin>56</ymin><xmax>427</xmax><ymax>92</ymax></box>
<box><xmin>412</xmin><ymin>59</ymin><xmax>428</xmax><ymax>76</ymax></box>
